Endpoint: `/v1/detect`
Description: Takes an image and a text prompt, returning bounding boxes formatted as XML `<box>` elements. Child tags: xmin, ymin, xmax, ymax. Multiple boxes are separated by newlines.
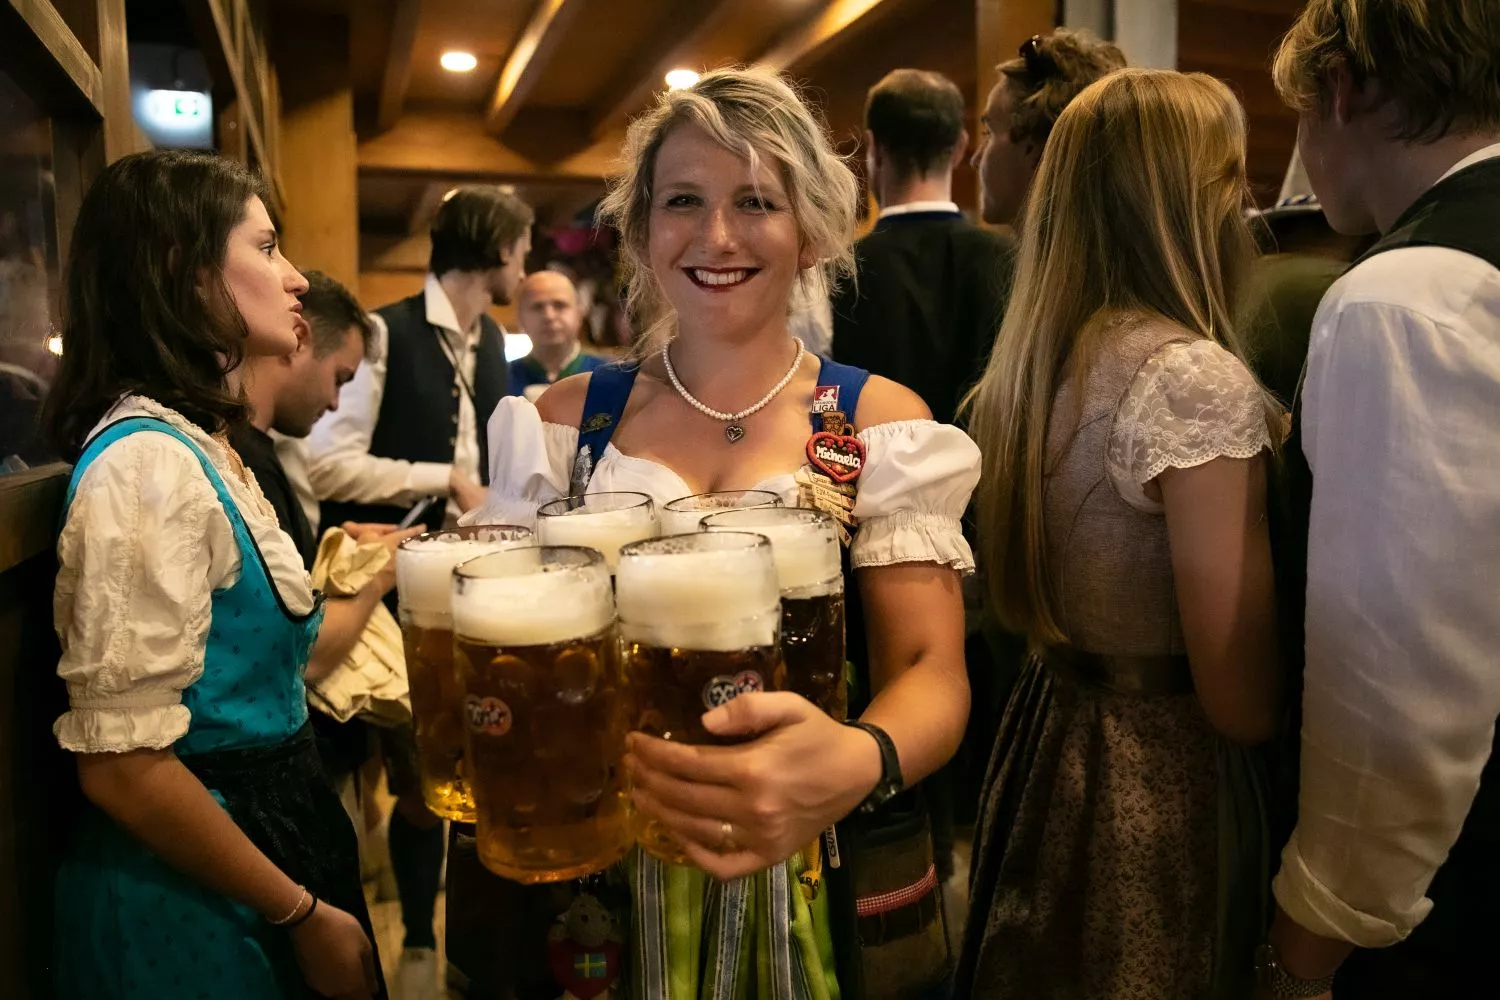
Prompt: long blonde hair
<box><xmin>964</xmin><ymin>68</ymin><xmax>1277</xmax><ymax>647</ymax></box>
<box><xmin>595</xmin><ymin>67</ymin><xmax>859</xmax><ymax>353</ymax></box>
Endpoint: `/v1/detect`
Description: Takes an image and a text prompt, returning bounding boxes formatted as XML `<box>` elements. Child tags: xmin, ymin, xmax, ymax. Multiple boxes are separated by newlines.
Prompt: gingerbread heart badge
<box><xmin>807</xmin><ymin>431</ymin><xmax>864</xmax><ymax>483</ymax></box>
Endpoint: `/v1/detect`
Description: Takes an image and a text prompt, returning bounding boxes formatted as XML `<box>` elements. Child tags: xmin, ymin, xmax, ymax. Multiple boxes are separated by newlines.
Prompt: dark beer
<box><xmin>616</xmin><ymin>533</ymin><xmax>783</xmax><ymax>865</ymax></box>
<box><xmin>396</xmin><ymin>526</ymin><xmax>532</xmax><ymax>822</ymax></box>
<box><xmin>452</xmin><ymin>546</ymin><xmax>629</xmax><ymax>883</ymax></box>
<box><xmin>781</xmin><ymin>588</ymin><xmax>847</xmax><ymax>721</ymax></box>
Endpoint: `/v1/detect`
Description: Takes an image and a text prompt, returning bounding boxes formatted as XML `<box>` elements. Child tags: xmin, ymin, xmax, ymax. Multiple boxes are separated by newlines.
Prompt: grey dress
<box><xmin>955</xmin><ymin>321</ymin><xmax>1274</xmax><ymax>1000</ymax></box>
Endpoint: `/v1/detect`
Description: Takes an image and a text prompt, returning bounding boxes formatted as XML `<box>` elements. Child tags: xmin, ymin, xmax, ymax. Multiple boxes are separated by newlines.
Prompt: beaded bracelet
<box><xmin>268</xmin><ymin>886</ymin><xmax>310</xmax><ymax>926</ymax></box>
<box><xmin>284</xmin><ymin>895</ymin><xmax>319</xmax><ymax>929</ymax></box>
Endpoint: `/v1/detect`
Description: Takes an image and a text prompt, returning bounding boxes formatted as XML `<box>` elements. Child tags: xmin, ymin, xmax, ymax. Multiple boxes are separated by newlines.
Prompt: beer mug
<box><xmin>701</xmin><ymin>507</ymin><xmax>847</xmax><ymax>721</ymax></box>
<box><xmin>659</xmin><ymin>490</ymin><xmax>783</xmax><ymax>536</ymax></box>
<box><xmin>536</xmin><ymin>492</ymin><xmax>658</xmax><ymax>572</ymax></box>
<box><xmin>451</xmin><ymin>546</ymin><xmax>629</xmax><ymax>883</ymax></box>
<box><xmin>395</xmin><ymin>525</ymin><xmax>533</xmax><ymax>822</ymax></box>
<box><xmin>616</xmin><ymin>532</ymin><xmax>783</xmax><ymax>864</ymax></box>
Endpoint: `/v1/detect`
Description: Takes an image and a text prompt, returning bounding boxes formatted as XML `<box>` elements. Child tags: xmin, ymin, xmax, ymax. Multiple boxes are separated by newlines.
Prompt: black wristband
<box><xmin>284</xmin><ymin>894</ymin><xmax>318</xmax><ymax>929</ymax></box>
<box><xmin>845</xmin><ymin>719</ymin><xmax>904</xmax><ymax>814</ymax></box>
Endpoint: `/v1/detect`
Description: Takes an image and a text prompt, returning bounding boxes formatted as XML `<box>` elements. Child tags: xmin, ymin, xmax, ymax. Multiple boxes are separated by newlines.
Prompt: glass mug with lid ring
<box><xmin>615</xmin><ymin>531</ymin><xmax>784</xmax><ymax>865</ymax></box>
<box><xmin>701</xmin><ymin>506</ymin><xmax>847</xmax><ymax>721</ymax></box>
<box><xmin>395</xmin><ymin>524</ymin><xmax>533</xmax><ymax>822</ymax></box>
<box><xmin>659</xmin><ymin>489</ymin><xmax>783</xmax><ymax>536</ymax></box>
<box><xmin>536</xmin><ymin>491</ymin><xmax>659</xmax><ymax>573</ymax></box>
<box><xmin>451</xmin><ymin>545</ymin><xmax>630</xmax><ymax>884</ymax></box>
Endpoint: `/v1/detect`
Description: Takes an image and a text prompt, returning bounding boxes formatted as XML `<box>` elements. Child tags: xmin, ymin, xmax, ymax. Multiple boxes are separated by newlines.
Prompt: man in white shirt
<box><xmin>308</xmin><ymin>186</ymin><xmax>533</xmax><ymax>531</ymax></box>
<box><xmin>1257</xmin><ymin>4</ymin><xmax>1500</xmax><ymax>998</ymax></box>
<box><xmin>304</xmin><ymin>185</ymin><xmax>532</xmax><ymax>1000</ymax></box>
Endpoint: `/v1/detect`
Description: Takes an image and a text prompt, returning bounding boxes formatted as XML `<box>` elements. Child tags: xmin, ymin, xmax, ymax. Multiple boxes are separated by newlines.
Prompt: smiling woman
<box><xmin>462</xmin><ymin>68</ymin><xmax>981</xmax><ymax>1000</ymax></box>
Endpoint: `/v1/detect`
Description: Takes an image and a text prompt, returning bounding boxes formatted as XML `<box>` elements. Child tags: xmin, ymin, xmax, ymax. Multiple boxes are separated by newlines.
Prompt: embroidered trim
<box><xmin>855</xmin><ymin>863</ymin><xmax>938</xmax><ymax>917</ymax></box>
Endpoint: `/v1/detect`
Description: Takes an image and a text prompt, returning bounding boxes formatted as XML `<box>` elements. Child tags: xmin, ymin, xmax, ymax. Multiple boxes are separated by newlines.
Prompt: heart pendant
<box><xmin>725</xmin><ymin>423</ymin><xmax>746</xmax><ymax>443</ymax></box>
<box><xmin>806</xmin><ymin>431</ymin><xmax>865</xmax><ymax>483</ymax></box>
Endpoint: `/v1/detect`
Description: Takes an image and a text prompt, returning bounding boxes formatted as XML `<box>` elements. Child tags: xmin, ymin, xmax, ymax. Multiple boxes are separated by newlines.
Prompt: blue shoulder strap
<box><xmin>571</xmin><ymin>361</ymin><xmax>640</xmax><ymax>495</ymax></box>
<box><xmin>65</xmin><ymin>417</ymin><xmax>241</xmax><ymax>525</ymax></box>
<box><xmin>64</xmin><ymin>415</ymin><xmax>321</xmax><ymax>623</ymax></box>
<box><xmin>811</xmin><ymin>356</ymin><xmax>871</xmax><ymax>432</ymax></box>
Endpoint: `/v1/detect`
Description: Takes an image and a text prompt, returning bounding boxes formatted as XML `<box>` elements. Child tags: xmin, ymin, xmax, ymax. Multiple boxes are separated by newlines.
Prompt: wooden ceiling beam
<box><xmin>376</xmin><ymin>0</ymin><xmax>422</xmax><ymax>133</ymax></box>
<box><xmin>485</xmin><ymin>0</ymin><xmax>588</xmax><ymax>135</ymax></box>
<box><xmin>757</xmin><ymin>0</ymin><xmax>906</xmax><ymax>74</ymax></box>
<box><xmin>586</xmin><ymin>0</ymin><xmax>736</xmax><ymax>141</ymax></box>
<box><xmin>407</xmin><ymin>181</ymin><xmax>450</xmax><ymax>235</ymax></box>
<box><xmin>359</xmin><ymin>108</ymin><xmax>614</xmax><ymax>182</ymax></box>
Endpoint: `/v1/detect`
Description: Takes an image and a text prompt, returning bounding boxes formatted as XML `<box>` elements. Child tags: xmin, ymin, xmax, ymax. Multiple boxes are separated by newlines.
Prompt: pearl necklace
<box><xmin>662</xmin><ymin>338</ymin><xmax>804</xmax><ymax>443</ymax></box>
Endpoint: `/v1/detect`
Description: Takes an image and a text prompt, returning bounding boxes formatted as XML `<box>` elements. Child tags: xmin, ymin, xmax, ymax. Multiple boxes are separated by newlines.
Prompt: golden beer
<box><xmin>395</xmin><ymin>526</ymin><xmax>532</xmax><ymax>822</ymax></box>
<box><xmin>616</xmin><ymin>533</ymin><xmax>783</xmax><ymax>865</ymax></box>
<box><xmin>451</xmin><ymin>546</ymin><xmax>630</xmax><ymax>883</ymax></box>
<box><xmin>702</xmin><ymin>508</ymin><xmax>847</xmax><ymax>720</ymax></box>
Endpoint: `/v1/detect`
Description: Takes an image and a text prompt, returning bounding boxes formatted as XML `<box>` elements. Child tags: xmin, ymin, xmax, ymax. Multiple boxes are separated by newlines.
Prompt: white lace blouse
<box><xmin>1106</xmin><ymin>338</ymin><xmax>1274</xmax><ymax>509</ymax></box>
<box><xmin>465</xmin><ymin>397</ymin><xmax>981</xmax><ymax>572</ymax></box>
<box><xmin>53</xmin><ymin>396</ymin><xmax>316</xmax><ymax>753</ymax></box>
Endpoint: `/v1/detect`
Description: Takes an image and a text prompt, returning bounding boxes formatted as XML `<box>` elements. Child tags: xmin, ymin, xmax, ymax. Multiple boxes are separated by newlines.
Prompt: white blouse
<box><xmin>1106</xmin><ymin>338</ymin><xmax>1274</xmax><ymax>510</ymax></box>
<box><xmin>464</xmin><ymin>397</ymin><xmax>980</xmax><ymax>572</ymax></box>
<box><xmin>53</xmin><ymin>396</ymin><xmax>316</xmax><ymax>753</ymax></box>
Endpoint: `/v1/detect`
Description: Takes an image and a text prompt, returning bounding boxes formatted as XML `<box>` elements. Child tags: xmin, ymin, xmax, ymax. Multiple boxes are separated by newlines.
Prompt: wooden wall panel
<box><xmin>271</xmin><ymin>13</ymin><xmax>361</xmax><ymax>292</ymax></box>
<box><xmin>51</xmin><ymin>0</ymin><xmax>134</xmax><ymax>161</ymax></box>
<box><xmin>0</xmin><ymin>469</ymin><xmax>72</xmax><ymax>1000</ymax></box>
<box><xmin>1178</xmin><ymin>0</ymin><xmax>1303</xmax><ymax>204</ymax></box>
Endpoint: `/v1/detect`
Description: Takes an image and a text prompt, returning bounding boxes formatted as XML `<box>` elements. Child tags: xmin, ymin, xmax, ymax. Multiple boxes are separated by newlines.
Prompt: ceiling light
<box><xmin>664</xmin><ymin>68</ymin><xmax>700</xmax><ymax>91</ymax></box>
<box><xmin>46</xmin><ymin>333</ymin><xmax>63</xmax><ymax>357</ymax></box>
<box><xmin>440</xmin><ymin>51</ymin><xmax>478</xmax><ymax>73</ymax></box>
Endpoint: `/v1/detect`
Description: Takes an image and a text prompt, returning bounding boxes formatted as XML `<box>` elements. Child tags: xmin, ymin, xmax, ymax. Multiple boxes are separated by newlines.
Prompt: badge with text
<box><xmin>464</xmin><ymin>694</ymin><xmax>513</xmax><ymax>737</ymax></box>
<box><xmin>702</xmin><ymin>670</ymin><xmax>765</xmax><ymax>709</ymax></box>
<box><xmin>806</xmin><ymin>410</ymin><xmax>865</xmax><ymax>483</ymax></box>
<box><xmin>801</xmin><ymin>404</ymin><xmax>862</xmax><ymax>543</ymax></box>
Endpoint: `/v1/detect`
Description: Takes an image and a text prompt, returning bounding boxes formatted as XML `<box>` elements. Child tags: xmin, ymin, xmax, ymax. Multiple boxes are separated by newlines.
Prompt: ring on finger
<box><xmin>717</xmin><ymin>820</ymin><xmax>737</xmax><ymax>854</ymax></box>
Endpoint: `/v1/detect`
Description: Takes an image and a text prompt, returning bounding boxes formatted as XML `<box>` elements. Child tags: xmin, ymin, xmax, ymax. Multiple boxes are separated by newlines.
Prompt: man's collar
<box><xmin>877</xmin><ymin>200</ymin><xmax>961</xmax><ymax>220</ymax></box>
<box><xmin>424</xmin><ymin>273</ymin><xmax>472</xmax><ymax>338</ymax></box>
<box><xmin>523</xmin><ymin>343</ymin><xmax>582</xmax><ymax>379</ymax></box>
<box><xmin>1437</xmin><ymin>142</ymin><xmax>1500</xmax><ymax>184</ymax></box>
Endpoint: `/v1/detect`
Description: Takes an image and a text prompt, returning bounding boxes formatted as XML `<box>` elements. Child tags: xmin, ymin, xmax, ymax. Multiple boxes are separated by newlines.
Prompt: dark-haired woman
<box><xmin>44</xmin><ymin>151</ymin><xmax>382</xmax><ymax>999</ymax></box>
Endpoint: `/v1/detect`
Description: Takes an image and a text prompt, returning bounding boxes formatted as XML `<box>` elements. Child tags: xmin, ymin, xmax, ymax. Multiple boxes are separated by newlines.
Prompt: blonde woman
<box><xmin>955</xmin><ymin>69</ymin><xmax>1284</xmax><ymax>999</ymax></box>
<box><xmin>465</xmin><ymin>68</ymin><xmax>977</xmax><ymax>998</ymax></box>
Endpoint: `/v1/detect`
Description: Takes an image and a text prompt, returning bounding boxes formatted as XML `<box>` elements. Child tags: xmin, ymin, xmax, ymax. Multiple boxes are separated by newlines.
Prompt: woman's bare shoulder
<box><xmin>853</xmin><ymin>374</ymin><xmax>933</xmax><ymax>429</ymax></box>
<box><xmin>535</xmin><ymin>373</ymin><xmax>591</xmax><ymax>427</ymax></box>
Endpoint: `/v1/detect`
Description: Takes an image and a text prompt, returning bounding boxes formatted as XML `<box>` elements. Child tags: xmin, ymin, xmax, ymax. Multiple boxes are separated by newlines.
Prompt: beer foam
<box><xmin>658</xmin><ymin>509</ymin><xmax>712</xmax><ymax>536</ymax></box>
<box><xmin>396</xmin><ymin>537</ymin><xmax>524</xmax><ymax>626</ymax></box>
<box><xmin>538</xmin><ymin>507</ymin><xmax>657</xmax><ymax>571</ymax></box>
<box><xmin>452</xmin><ymin>563</ymin><xmax>613</xmax><ymax>646</ymax></box>
<box><xmin>615</xmin><ymin>537</ymin><xmax>780</xmax><ymax>651</ymax></box>
<box><xmin>751</xmin><ymin>523</ymin><xmax>840</xmax><ymax>594</ymax></box>
<box><xmin>701</xmin><ymin>512</ymin><xmax>841</xmax><ymax>594</ymax></box>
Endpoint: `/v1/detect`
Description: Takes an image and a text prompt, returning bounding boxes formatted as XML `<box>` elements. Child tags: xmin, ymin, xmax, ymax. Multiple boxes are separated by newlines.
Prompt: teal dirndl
<box><xmin>52</xmin><ymin>417</ymin><xmax>384</xmax><ymax>1000</ymax></box>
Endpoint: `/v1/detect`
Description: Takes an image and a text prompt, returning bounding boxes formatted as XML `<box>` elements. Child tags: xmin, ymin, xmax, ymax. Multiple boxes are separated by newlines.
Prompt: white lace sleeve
<box><xmin>1107</xmin><ymin>339</ymin><xmax>1273</xmax><ymax>512</ymax></box>
<box><xmin>461</xmin><ymin>397</ymin><xmax>576</xmax><ymax>528</ymax></box>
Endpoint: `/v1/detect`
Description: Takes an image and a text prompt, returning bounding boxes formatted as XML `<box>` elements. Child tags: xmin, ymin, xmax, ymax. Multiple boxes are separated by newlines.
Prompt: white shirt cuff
<box><xmin>405</xmin><ymin>462</ymin><xmax>452</xmax><ymax>499</ymax></box>
<box><xmin>1272</xmin><ymin>832</ymin><xmax>1429</xmax><ymax>948</ymax></box>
